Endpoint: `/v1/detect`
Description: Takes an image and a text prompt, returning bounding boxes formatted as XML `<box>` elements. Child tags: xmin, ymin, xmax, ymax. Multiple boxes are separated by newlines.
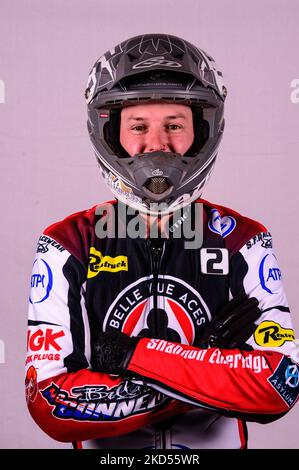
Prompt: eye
<box><xmin>130</xmin><ymin>124</ymin><xmax>146</xmax><ymax>132</ymax></box>
<box><xmin>167</xmin><ymin>123</ymin><xmax>183</xmax><ymax>131</ymax></box>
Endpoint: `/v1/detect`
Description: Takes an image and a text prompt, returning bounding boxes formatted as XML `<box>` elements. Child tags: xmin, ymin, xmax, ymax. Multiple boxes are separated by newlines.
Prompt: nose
<box><xmin>144</xmin><ymin>128</ymin><xmax>170</xmax><ymax>153</ymax></box>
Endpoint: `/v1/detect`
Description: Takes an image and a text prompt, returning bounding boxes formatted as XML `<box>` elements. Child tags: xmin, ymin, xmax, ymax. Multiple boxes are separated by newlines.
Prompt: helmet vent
<box><xmin>146</xmin><ymin>177</ymin><xmax>170</xmax><ymax>194</ymax></box>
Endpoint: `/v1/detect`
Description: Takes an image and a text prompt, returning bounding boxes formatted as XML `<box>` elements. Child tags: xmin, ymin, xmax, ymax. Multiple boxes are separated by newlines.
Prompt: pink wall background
<box><xmin>0</xmin><ymin>0</ymin><xmax>298</xmax><ymax>448</ymax></box>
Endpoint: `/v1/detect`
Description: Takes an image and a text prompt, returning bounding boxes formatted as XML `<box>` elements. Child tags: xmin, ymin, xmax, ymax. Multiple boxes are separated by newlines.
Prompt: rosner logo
<box><xmin>103</xmin><ymin>275</ymin><xmax>211</xmax><ymax>345</ymax></box>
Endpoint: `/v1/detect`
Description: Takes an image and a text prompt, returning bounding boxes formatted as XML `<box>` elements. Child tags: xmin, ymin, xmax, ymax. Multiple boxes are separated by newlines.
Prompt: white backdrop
<box><xmin>0</xmin><ymin>0</ymin><xmax>298</xmax><ymax>448</ymax></box>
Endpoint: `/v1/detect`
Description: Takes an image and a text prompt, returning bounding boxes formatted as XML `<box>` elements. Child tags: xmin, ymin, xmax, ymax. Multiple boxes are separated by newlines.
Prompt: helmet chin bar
<box><xmin>128</xmin><ymin>151</ymin><xmax>187</xmax><ymax>204</ymax></box>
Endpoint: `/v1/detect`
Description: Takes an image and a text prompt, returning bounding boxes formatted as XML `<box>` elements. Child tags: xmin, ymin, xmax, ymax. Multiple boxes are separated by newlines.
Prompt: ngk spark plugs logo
<box><xmin>103</xmin><ymin>275</ymin><xmax>211</xmax><ymax>344</ymax></box>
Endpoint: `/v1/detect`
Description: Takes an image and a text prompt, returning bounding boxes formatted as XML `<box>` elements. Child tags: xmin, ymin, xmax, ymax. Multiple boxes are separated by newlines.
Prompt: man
<box><xmin>26</xmin><ymin>33</ymin><xmax>299</xmax><ymax>449</ymax></box>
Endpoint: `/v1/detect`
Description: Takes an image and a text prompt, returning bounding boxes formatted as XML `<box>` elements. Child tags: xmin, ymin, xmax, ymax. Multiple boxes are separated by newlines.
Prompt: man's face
<box><xmin>120</xmin><ymin>103</ymin><xmax>194</xmax><ymax>157</ymax></box>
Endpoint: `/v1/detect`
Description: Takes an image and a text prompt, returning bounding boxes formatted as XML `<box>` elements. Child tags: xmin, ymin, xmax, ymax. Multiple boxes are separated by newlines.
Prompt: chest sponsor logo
<box><xmin>103</xmin><ymin>276</ymin><xmax>211</xmax><ymax>345</ymax></box>
<box><xmin>208</xmin><ymin>209</ymin><xmax>236</xmax><ymax>238</ymax></box>
<box><xmin>259</xmin><ymin>253</ymin><xmax>282</xmax><ymax>294</ymax></box>
<box><xmin>29</xmin><ymin>258</ymin><xmax>53</xmax><ymax>304</ymax></box>
<box><xmin>246</xmin><ymin>232</ymin><xmax>272</xmax><ymax>250</ymax></box>
<box><xmin>87</xmin><ymin>247</ymin><xmax>128</xmax><ymax>278</ymax></box>
<box><xmin>268</xmin><ymin>357</ymin><xmax>299</xmax><ymax>407</ymax></box>
<box><xmin>41</xmin><ymin>382</ymin><xmax>168</xmax><ymax>421</ymax></box>
<box><xmin>254</xmin><ymin>321</ymin><xmax>295</xmax><ymax>347</ymax></box>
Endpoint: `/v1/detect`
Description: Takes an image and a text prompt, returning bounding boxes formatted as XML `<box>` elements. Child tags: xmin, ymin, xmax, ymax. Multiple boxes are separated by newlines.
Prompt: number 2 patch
<box><xmin>200</xmin><ymin>248</ymin><xmax>229</xmax><ymax>275</ymax></box>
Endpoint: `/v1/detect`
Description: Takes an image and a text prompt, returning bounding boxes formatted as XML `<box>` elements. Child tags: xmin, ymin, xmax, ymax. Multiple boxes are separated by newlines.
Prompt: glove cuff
<box><xmin>120</xmin><ymin>336</ymin><xmax>141</xmax><ymax>371</ymax></box>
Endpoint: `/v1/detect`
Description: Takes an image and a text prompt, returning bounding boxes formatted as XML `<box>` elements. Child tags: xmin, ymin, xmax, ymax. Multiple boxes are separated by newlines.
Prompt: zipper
<box><xmin>147</xmin><ymin>240</ymin><xmax>164</xmax><ymax>338</ymax></box>
<box><xmin>147</xmin><ymin>239</ymin><xmax>167</xmax><ymax>449</ymax></box>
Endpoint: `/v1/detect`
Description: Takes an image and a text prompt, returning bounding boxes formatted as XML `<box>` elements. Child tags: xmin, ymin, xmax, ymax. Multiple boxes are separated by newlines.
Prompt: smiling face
<box><xmin>119</xmin><ymin>103</ymin><xmax>194</xmax><ymax>157</ymax></box>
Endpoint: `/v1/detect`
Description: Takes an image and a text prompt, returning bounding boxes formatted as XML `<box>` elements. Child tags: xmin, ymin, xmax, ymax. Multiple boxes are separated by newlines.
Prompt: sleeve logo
<box><xmin>29</xmin><ymin>258</ymin><xmax>53</xmax><ymax>304</ymax></box>
<box><xmin>254</xmin><ymin>321</ymin><xmax>295</xmax><ymax>347</ymax></box>
<box><xmin>259</xmin><ymin>253</ymin><xmax>282</xmax><ymax>294</ymax></box>
<box><xmin>41</xmin><ymin>382</ymin><xmax>168</xmax><ymax>421</ymax></box>
<box><xmin>27</xmin><ymin>328</ymin><xmax>65</xmax><ymax>352</ymax></box>
<box><xmin>87</xmin><ymin>247</ymin><xmax>128</xmax><ymax>278</ymax></box>
<box><xmin>246</xmin><ymin>231</ymin><xmax>272</xmax><ymax>249</ymax></box>
<box><xmin>268</xmin><ymin>357</ymin><xmax>299</xmax><ymax>407</ymax></box>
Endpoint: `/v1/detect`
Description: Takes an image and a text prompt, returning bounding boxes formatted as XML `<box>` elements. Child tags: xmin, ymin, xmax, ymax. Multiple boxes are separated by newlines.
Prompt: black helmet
<box><xmin>85</xmin><ymin>33</ymin><xmax>226</xmax><ymax>215</ymax></box>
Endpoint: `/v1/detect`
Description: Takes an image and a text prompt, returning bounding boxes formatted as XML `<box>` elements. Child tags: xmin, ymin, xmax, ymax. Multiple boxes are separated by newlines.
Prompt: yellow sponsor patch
<box><xmin>254</xmin><ymin>321</ymin><xmax>295</xmax><ymax>347</ymax></box>
<box><xmin>87</xmin><ymin>247</ymin><xmax>128</xmax><ymax>278</ymax></box>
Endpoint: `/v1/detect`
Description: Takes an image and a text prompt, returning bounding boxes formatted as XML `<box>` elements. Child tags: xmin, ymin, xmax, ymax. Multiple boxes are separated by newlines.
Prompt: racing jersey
<box><xmin>25</xmin><ymin>199</ymin><xmax>299</xmax><ymax>449</ymax></box>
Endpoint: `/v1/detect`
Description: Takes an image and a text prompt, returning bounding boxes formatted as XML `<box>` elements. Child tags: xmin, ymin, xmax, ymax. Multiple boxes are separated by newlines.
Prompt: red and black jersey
<box><xmin>25</xmin><ymin>199</ymin><xmax>299</xmax><ymax>449</ymax></box>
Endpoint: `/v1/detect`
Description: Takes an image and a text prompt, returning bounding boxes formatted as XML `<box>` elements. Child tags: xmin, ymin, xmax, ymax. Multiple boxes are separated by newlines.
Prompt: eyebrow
<box><xmin>126</xmin><ymin>114</ymin><xmax>187</xmax><ymax>121</ymax></box>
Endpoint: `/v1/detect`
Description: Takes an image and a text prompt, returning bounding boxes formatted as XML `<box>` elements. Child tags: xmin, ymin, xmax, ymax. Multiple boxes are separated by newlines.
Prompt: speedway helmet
<box><xmin>85</xmin><ymin>33</ymin><xmax>226</xmax><ymax>215</ymax></box>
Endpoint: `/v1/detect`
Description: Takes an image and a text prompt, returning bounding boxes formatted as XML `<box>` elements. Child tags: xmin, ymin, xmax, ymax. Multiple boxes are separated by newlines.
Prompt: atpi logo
<box><xmin>259</xmin><ymin>253</ymin><xmax>282</xmax><ymax>294</ymax></box>
<box><xmin>103</xmin><ymin>275</ymin><xmax>211</xmax><ymax>344</ymax></box>
<box><xmin>208</xmin><ymin>209</ymin><xmax>236</xmax><ymax>238</ymax></box>
<box><xmin>29</xmin><ymin>258</ymin><xmax>53</xmax><ymax>303</ymax></box>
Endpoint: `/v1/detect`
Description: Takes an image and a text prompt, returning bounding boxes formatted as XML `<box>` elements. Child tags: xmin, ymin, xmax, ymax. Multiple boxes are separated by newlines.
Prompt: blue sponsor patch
<box><xmin>208</xmin><ymin>209</ymin><xmax>236</xmax><ymax>238</ymax></box>
<box><xmin>259</xmin><ymin>253</ymin><xmax>282</xmax><ymax>294</ymax></box>
<box><xmin>268</xmin><ymin>356</ymin><xmax>299</xmax><ymax>407</ymax></box>
<box><xmin>29</xmin><ymin>258</ymin><xmax>53</xmax><ymax>304</ymax></box>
